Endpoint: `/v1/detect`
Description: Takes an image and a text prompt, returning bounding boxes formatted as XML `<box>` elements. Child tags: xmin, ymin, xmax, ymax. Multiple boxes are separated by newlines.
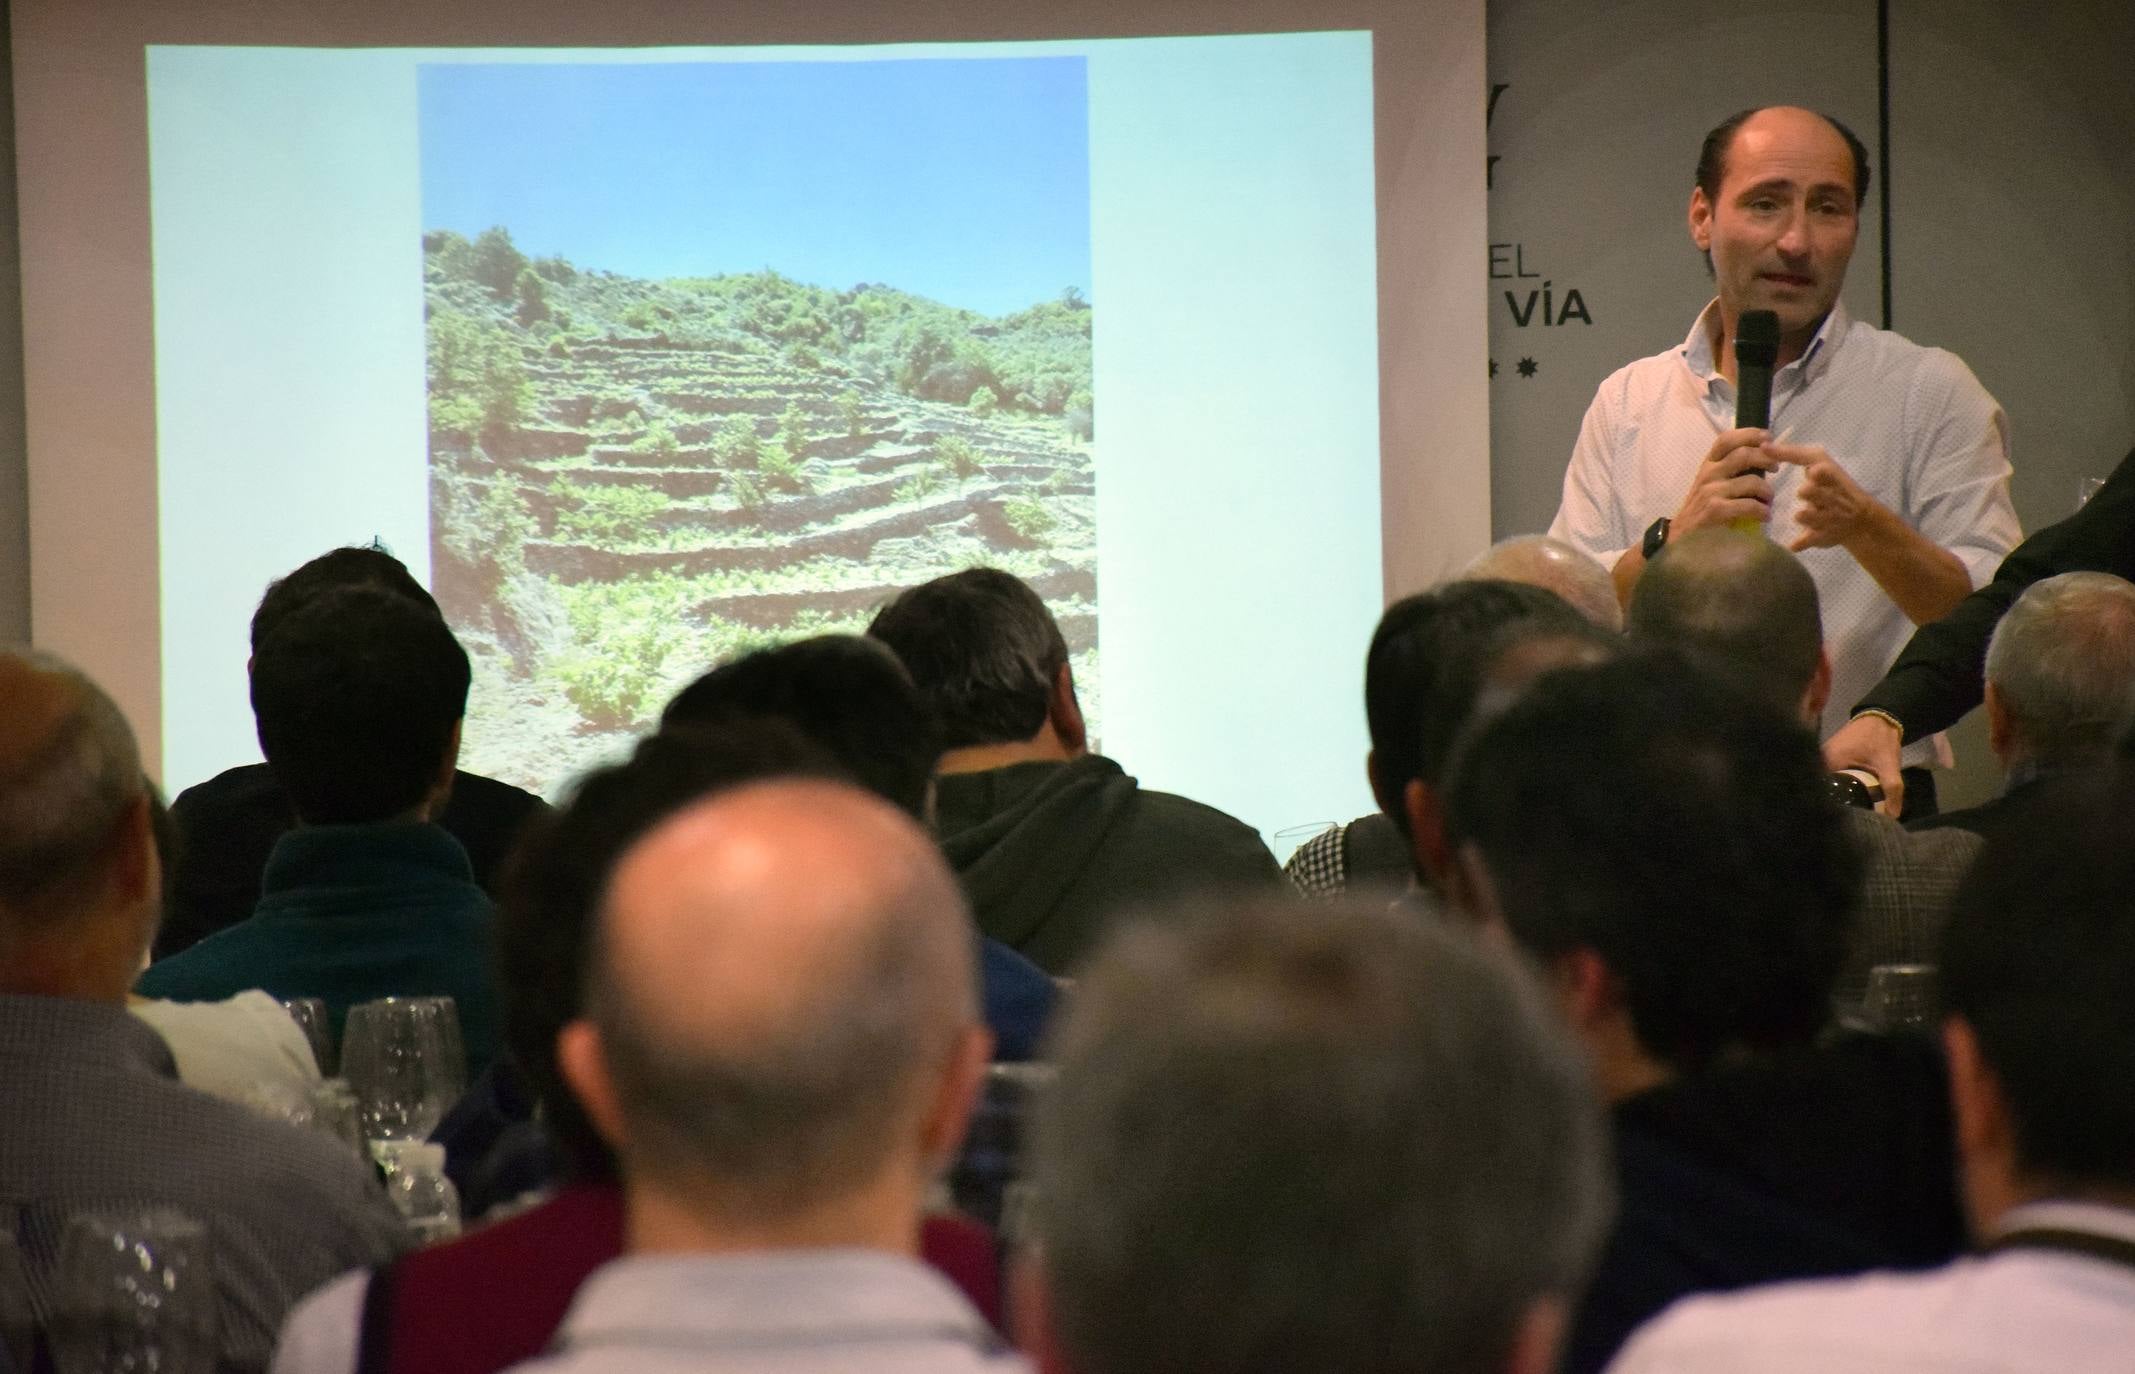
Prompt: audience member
<box><xmin>662</xmin><ymin>634</ymin><xmax>1057</xmax><ymax>1059</ymax></box>
<box><xmin>1827</xmin><ymin>441</ymin><xmax>2135</xmax><ymax>812</ymax></box>
<box><xmin>512</xmin><ymin>778</ymin><xmax>1009</xmax><ymax>1372</ymax></box>
<box><xmin>1610</xmin><ymin>769</ymin><xmax>2135</xmax><ymax>1373</ymax></box>
<box><xmin>273</xmin><ymin>726</ymin><xmax>1004</xmax><ymax>1374</ymax></box>
<box><xmin>1628</xmin><ymin>529</ymin><xmax>1982</xmax><ymax>1006</ymax></box>
<box><xmin>161</xmin><ymin>546</ymin><xmax>544</xmax><ymax>959</ymax></box>
<box><xmin>1464</xmin><ymin>535</ymin><xmax>1626</xmax><ymax>632</ymax></box>
<box><xmin>1027</xmin><ymin>897</ymin><xmax>1611</xmax><ymax>1374</ymax></box>
<box><xmin>1908</xmin><ymin>571</ymin><xmax>2135</xmax><ymax>847</ymax></box>
<box><xmin>1442</xmin><ymin>655</ymin><xmax>1966</xmax><ymax>1374</ymax></box>
<box><xmin>0</xmin><ymin>648</ymin><xmax>403</xmax><ymax>1373</ymax></box>
<box><xmin>138</xmin><ymin>586</ymin><xmax>502</xmax><ymax>1072</ymax></box>
<box><xmin>868</xmin><ymin>567</ymin><xmax>1277</xmax><ymax>972</ymax></box>
<box><xmin>1286</xmin><ymin>577</ymin><xmax>1605</xmax><ymax>901</ymax></box>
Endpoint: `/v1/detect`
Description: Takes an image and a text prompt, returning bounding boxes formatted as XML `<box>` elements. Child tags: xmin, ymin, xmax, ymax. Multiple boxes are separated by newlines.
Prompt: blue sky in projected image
<box><xmin>419</xmin><ymin>58</ymin><xmax>1090</xmax><ymax>318</ymax></box>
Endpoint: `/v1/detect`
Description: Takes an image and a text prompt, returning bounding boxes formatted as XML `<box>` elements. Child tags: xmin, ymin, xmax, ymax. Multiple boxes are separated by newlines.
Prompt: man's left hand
<box><xmin>1770</xmin><ymin>442</ymin><xmax>1882</xmax><ymax>551</ymax></box>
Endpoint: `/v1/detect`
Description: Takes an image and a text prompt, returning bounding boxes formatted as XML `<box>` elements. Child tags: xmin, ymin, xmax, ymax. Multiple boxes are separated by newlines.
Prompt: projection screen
<box><xmin>17</xmin><ymin>1</ymin><xmax>1488</xmax><ymax>850</ymax></box>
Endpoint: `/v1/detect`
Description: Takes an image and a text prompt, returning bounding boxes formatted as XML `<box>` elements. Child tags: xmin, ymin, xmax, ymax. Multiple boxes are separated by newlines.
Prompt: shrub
<box><xmin>427</xmin><ymin>310</ymin><xmax>531</xmax><ymax>443</ymax></box>
<box><xmin>548</xmin><ymin>478</ymin><xmax>670</xmax><ymax>542</ymax></box>
<box><xmin>514</xmin><ymin>267</ymin><xmax>550</xmax><ymax>327</ymax></box>
<box><xmin>471</xmin><ymin>227</ymin><xmax>528</xmax><ymax>302</ymax></box>
<box><xmin>728</xmin><ymin>471</ymin><xmax>768</xmax><ymax>517</ymax></box>
<box><xmin>894</xmin><ymin>465</ymin><xmax>941</xmax><ymax>504</ymax></box>
<box><xmin>547</xmin><ymin>335</ymin><xmax>572</xmax><ymax>360</ymax></box>
<box><xmin>969</xmin><ymin>385</ymin><xmax>997</xmax><ymax>418</ymax></box>
<box><xmin>436</xmin><ymin>470</ymin><xmax>535</xmax><ymax>588</ymax></box>
<box><xmin>713</xmin><ymin>414</ymin><xmax>761</xmax><ymax>470</ymax></box>
<box><xmin>1003</xmin><ymin>496</ymin><xmax>1057</xmax><ymax>545</ymax></box>
<box><xmin>553</xmin><ymin>620</ymin><xmax>682</xmax><ymax>730</ymax></box>
<box><xmin>777</xmin><ymin>402</ymin><xmax>808</xmax><ymax>461</ymax></box>
<box><xmin>837</xmin><ymin>389</ymin><xmax>867</xmax><ymax>437</ymax></box>
<box><xmin>1064</xmin><ymin>388</ymin><xmax>1094</xmax><ymax>441</ymax></box>
<box><xmin>631</xmin><ymin>421</ymin><xmax>681</xmax><ymax>461</ymax></box>
<box><xmin>934</xmin><ymin>433</ymin><xmax>983</xmax><ymax>484</ymax></box>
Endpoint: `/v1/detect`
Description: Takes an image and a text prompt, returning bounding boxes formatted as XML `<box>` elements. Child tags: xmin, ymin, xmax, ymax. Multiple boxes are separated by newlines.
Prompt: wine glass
<box><xmin>49</xmin><ymin>1210</ymin><xmax>216</xmax><ymax>1374</ymax></box>
<box><xmin>339</xmin><ymin>997</ymin><xmax>467</xmax><ymax>1154</ymax></box>
<box><xmin>279</xmin><ymin>998</ymin><xmax>335</xmax><ymax>1077</ymax></box>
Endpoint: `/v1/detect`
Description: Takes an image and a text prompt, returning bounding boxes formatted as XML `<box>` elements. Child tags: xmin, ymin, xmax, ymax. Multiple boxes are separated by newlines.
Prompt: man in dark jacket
<box><xmin>868</xmin><ymin>568</ymin><xmax>1278</xmax><ymax>974</ymax></box>
<box><xmin>160</xmin><ymin>546</ymin><xmax>544</xmax><ymax>960</ymax></box>
<box><xmin>1442</xmin><ymin>655</ymin><xmax>1966</xmax><ymax>1374</ymax></box>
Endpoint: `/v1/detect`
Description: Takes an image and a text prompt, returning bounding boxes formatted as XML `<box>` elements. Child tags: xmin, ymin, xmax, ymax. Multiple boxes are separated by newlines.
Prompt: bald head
<box><xmin>0</xmin><ymin>650</ymin><xmax>147</xmax><ymax>929</ymax></box>
<box><xmin>1464</xmin><ymin>535</ymin><xmax>1623</xmax><ymax>633</ymax></box>
<box><xmin>1629</xmin><ymin>529</ymin><xmax>1823</xmax><ymax>718</ymax></box>
<box><xmin>585</xmin><ymin>778</ymin><xmax>979</xmax><ymax>1219</ymax></box>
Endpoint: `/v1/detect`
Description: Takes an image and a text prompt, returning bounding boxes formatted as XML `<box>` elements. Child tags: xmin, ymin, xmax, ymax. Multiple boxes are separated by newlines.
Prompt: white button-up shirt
<box><xmin>1605</xmin><ymin>1199</ymin><xmax>2135</xmax><ymax>1374</ymax></box>
<box><xmin>1550</xmin><ymin>301</ymin><xmax>2021</xmax><ymax>767</ymax></box>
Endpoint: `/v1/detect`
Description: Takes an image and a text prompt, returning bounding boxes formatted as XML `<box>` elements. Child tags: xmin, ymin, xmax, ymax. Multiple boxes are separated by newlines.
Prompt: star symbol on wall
<box><xmin>1488</xmin><ymin>359</ymin><xmax>1499</xmax><ymax>378</ymax></box>
<box><xmin>1516</xmin><ymin>357</ymin><xmax>1538</xmax><ymax>378</ymax></box>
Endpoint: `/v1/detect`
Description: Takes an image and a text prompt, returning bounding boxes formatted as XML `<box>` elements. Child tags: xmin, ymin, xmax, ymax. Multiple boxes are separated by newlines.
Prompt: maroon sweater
<box><xmin>358</xmin><ymin>1183</ymin><xmax>1003</xmax><ymax>1374</ymax></box>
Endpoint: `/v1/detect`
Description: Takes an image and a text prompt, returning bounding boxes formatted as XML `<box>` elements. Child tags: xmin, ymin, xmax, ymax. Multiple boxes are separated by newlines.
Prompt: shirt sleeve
<box><xmin>1900</xmin><ymin>349</ymin><xmax>2021</xmax><ymax>587</ymax></box>
<box><xmin>1549</xmin><ymin>373</ymin><xmax>1634</xmax><ymax>569</ymax></box>
<box><xmin>270</xmin><ymin>1270</ymin><xmax>370</xmax><ymax>1374</ymax></box>
<box><xmin>1860</xmin><ymin>443</ymin><xmax>2135</xmax><ymax>736</ymax></box>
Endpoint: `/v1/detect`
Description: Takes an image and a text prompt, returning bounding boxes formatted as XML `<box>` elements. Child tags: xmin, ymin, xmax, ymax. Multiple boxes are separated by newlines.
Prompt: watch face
<box><xmin>1643</xmin><ymin>517</ymin><xmax>1670</xmax><ymax>559</ymax></box>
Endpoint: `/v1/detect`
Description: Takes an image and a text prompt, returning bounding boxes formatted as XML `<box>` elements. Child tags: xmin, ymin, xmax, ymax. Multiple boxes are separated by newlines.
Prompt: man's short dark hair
<box><xmin>662</xmin><ymin>635</ymin><xmax>939</xmax><ymax>819</ymax></box>
<box><xmin>249</xmin><ymin>586</ymin><xmax>471</xmax><ymax>824</ymax></box>
<box><xmin>1444</xmin><ymin>652</ymin><xmax>1862</xmax><ymax>1071</ymax></box>
<box><xmin>1628</xmin><ymin>529</ymin><xmax>1823</xmax><ymax>717</ymax></box>
<box><xmin>866</xmin><ymin>568</ymin><xmax>1068</xmax><ymax>749</ymax></box>
<box><xmin>1696</xmin><ymin>106</ymin><xmax>1872</xmax><ymax>211</ymax></box>
<box><xmin>250</xmin><ymin>545</ymin><xmax>440</xmax><ymax>653</ymax></box>
<box><xmin>1035</xmin><ymin>896</ymin><xmax>1611</xmax><ymax>1374</ymax></box>
<box><xmin>494</xmin><ymin>723</ymin><xmax>845</xmax><ymax>1178</ymax></box>
<box><xmin>1365</xmin><ymin>581</ymin><xmax>1589</xmax><ymax>833</ymax></box>
<box><xmin>1941</xmin><ymin>768</ymin><xmax>2135</xmax><ymax>1191</ymax></box>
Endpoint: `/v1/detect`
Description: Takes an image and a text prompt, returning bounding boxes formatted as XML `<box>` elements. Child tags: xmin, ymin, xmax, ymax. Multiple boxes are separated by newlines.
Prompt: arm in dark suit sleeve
<box><xmin>1857</xmin><ymin>446</ymin><xmax>2135</xmax><ymax>741</ymax></box>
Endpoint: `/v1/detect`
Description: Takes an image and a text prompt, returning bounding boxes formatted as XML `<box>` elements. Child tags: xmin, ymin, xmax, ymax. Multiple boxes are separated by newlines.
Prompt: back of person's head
<box><xmin>1444</xmin><ymin>652</ymin><xmax>1861</xmax><ymax>1070</ymax></box>
<box><xmin>250</xmin><ymin>544</ymin><xmax>440</xmax><ymax>653</ymax></box>
<box><xmin>1463</xmin><ymin>535</ymin><xmax>1624</xmax><ymax>633</ymax></box>
<box><xmin>662</xmin><ymin>634</ymin><xmax>939</xmax><ymax>818</ymax></box>
<box><xmin>0</xmin><ymin>649</ymin><xmax>150</xmax><ymax>950</ymax></box>
<box><xmin>1983</xmin><ymin>571</ymin><xmax>2135</xmax><ymax>771</ymax></box>
<box><xmin>1365</xmin><ymin>580</ymin><xmax>1589</xmax><ymax>833</ymax></box>
<box><xmin>569</xmin><ymin>777</ymin><xmax>983</xmax><ymax>1222</ymax></box>
<box><xmin>1628</xmin><ymin>528</ymin><xmax>1823</xmax><ymax>718</ymax></box>
<box><xmin>494</xmin><ymin>722</ymin><xmax>846</xmax><ymax>1180</ymax></box>
<box><xmin>1941</xmin><ymin>768</ymin><xmax>2135</xmax><ymax>1197</ymax></box>
<box><xmin>1033</xmin><ymin>896</ymin><xmax>1611</xmax><ymax>1374</ymax></box>
<box><xmin>866</xmin><ymin>567</ymin><xmax>1069</xmax><ymax>749</ymax></box>
<box><xmin>250</xmin><ymin>585</ymin><xmax>471</xmax><ymax>824</ymax></box>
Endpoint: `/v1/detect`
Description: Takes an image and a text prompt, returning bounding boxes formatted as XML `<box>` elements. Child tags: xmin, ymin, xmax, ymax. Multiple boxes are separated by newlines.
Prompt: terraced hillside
<box><xmin>424</xmin><ymin>228</ymin><xmax>1096</xmax><ymax>794</ymax></box>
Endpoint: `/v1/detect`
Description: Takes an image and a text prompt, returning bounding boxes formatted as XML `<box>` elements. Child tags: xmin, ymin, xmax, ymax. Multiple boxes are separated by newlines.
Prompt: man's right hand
<box><xmin>1674</xmin><ymin>428</ymin><xmax>1776</xmax><ymax>534</ymax></box>
<box><xmin>1823</xmin><ymin>712</ymin><xmax>1905</xmax><ymax>819</ymax></box>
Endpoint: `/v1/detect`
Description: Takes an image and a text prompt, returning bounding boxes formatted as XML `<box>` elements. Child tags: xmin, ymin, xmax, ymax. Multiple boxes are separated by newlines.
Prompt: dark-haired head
<box><xmin>1941</xmin><ymin>767</ymin><xmax>2135</xmax><ymax>1203</ymax></box>
<box><xmin>662</xmin><ymin>635</ymin><xmax>940</xmax><ymax>819</ymax></box>
<box><xmin>1364</xmin><ymin>580</ymin><xmax>1590</xmax><ymax>838</ymax></box>
<box><xmin>250</xmin><ymin>586</ymin><xmax>470</xmax><ymax>824</ymax></box>
<box><xmin>250</xmin><ymin>545</ymin><xmax>440</xmax><ymax>654</ymax></box>
<box><xmin>493</xmin><ymin>721</ymin><xmax>847</xmax><ymax>1179</ymax></box>
<box><xmin>867</xmin><ymin>568</ymin><xmax>1074</xmax><ymax>750</ymax></box>
<box><xmin>1444</xmin><ymin>651</ymin><xmax>1860</xmax><ymax>1072</ymax></box>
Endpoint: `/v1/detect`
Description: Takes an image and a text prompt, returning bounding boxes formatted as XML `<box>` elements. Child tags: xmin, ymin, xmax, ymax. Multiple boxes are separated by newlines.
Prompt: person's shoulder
<box><xmin>1116</xmin><ymin>776</ymin><xmax>1277</xmax><ymax>868</ymax></box>
<box><xmin>1608</xmin><ymin>1263</ymin><xmax>1972</xmax><ymax>1373</ymax></box>
<box><xmin>170</xmin><ymin>762</ymin><xmax>282</xmax><ymax>820</ymax></box>
<box><xmin>1843</xmin><ymin>319</ymin><xmax>1994</xmax><ymax>399</ymax></box>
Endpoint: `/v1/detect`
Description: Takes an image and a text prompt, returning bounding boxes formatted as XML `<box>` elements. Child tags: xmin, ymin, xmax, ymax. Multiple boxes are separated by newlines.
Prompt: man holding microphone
<box><xmin>1550</xmin><ymin>105</ymin><xmax>2019</xmax><ymax>815</ymax></box>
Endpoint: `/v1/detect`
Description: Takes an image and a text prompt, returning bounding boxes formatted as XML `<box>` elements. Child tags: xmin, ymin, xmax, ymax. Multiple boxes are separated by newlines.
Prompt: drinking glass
<box><xmin>308</xmin><ymin>1079</ymin><xmax>366</xmax><ymax>1158</ymax></box>
<box><xmin>49</xmin><ymin>1210</ymin><xmax>216</xmax><ymax>1374</ymax></box>
<box><xmin>2078</xmin><ymin>476</ymin><xmax>2108</xmax><ymax>509</ymax></box>
<box><xmin>1864</xmin><ymin>963</ymin><xmax>1941</xmax><ymax>1034</ymax></box>
<box><xmin>280</xmin><ymin>998</ymin><xmax>335</xmax><ymax>1077</ymax></box>
<box><xmin>339</xmin><ymin>998</ymin><xmax>467</xmax><ymax>1151</ymax></box>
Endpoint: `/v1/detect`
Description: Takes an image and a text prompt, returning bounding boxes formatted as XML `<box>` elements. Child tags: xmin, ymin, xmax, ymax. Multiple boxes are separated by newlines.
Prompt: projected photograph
<box><xmin>419</xmin><ymin>58</ymin><xmax>1095</xmax><ymax>790</ymax></box>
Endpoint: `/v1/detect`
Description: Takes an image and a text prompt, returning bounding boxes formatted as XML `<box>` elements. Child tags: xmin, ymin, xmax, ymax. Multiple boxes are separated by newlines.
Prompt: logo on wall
<box><xmin>1488</xmin><ymin>83</ymin><xmax>1593</xmax><ymax>382</ymax></box>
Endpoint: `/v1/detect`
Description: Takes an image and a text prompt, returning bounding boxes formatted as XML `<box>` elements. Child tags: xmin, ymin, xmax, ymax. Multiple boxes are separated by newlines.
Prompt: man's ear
<box><xmin>1984</xmin><ymin>681</ymin><xmax>2015</xmax><ymax>762</ymax></box>
<box><xmin>1688</xmin><ymin>186</ymin><xmax>1714</xmax><ymax>252</ymax></box>
<box><xmin>1403</xmin><ymin>779</ymin><xmax>1455</xmax><ymax>891</ymax></box>
<box><xmin>1048</xmin><ymin>663</ymin><xmax>1087</xmax><ymax>755</ymax></box>
<box><xmin>1502</xmin><ymin>1298</ymin><xmax>1570</xmax><ymax>1374</ymax></box>
<box><xmin>1552</xmin><ymin>948</ymin><xmax>1619</xmax><ymax>1035</ymax></box>
<box><xmin>920</xmin><ymin>1025</ymin><xmax>994</xmax><ymax>1169</ymax></box>
<box><xmin>1944</xmin><ymin>1017</ymin><xmax>2014</xmax><ymax>1171</ymax></box>
<box><xmin>1804</xmin><ymin>646</ymin><xmax>1833</xmax><ymax>724</ymax></box>
<box><xmin>557</xmin><ymin>1019</ymin><xmax>628</xmax><ymax>1151</ymax></box>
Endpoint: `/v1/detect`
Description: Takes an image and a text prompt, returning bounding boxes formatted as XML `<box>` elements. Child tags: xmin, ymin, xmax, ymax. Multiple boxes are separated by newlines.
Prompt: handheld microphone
<box><xmin>1729</xmin><ymin>309</ymin><xmax>1780</xmax><ymax>534</ymax></box>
